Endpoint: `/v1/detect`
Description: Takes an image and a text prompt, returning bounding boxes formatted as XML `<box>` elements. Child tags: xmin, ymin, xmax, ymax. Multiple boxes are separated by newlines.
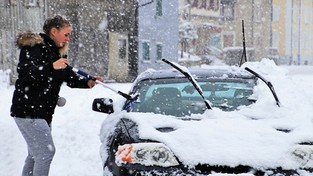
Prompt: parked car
<box><xmin>94</xmin><ymin>61</ymin><xmax>312</xmax><ymax>176</ymax></box>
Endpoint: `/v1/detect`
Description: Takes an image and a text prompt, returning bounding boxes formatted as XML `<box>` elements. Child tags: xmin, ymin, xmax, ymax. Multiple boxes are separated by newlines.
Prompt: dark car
<box><xmin>94</xmin><ymin>63</ymin><xmax>312</xmax><ymax>176</ymax></box>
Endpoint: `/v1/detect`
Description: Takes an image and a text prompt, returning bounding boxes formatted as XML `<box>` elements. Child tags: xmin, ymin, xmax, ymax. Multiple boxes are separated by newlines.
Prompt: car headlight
<box><xmin>115</xmin><ymin>143</ymin><xmax>179</xmax><ymax>167</ymax></box>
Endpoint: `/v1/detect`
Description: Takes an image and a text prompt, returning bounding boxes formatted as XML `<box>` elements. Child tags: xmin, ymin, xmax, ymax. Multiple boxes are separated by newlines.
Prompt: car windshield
<box><xmin>127</xmin><ymin>77</ymin><xmax>256</xmax><ymax>116</ymax></box>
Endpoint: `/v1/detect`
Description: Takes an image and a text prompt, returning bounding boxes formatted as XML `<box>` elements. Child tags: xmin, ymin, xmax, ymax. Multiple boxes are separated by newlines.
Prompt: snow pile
<box><xmin>0</xmin><ymin>81</ymin><xmax>131</xmax><ymax>176</ymax></box>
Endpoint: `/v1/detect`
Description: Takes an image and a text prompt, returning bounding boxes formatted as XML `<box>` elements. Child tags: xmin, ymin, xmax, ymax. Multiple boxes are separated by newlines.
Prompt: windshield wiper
<box><xmin>162</xmin><ymin>58</ymin><xmax>212</xmax><ymax>110</ymax></box>
<box><xmin>245</xmin><ymin>67</ymin><xmax>280</xmax><ymax>107</ymax></box>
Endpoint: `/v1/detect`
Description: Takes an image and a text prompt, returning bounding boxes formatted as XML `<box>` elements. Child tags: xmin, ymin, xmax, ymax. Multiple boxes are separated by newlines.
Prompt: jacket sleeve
<box><xmin>17</xmin><ymin>46</ymin><xmax>54</xmax><ymax>82</ymax></box>
<box><xmin>64</xmin><ymin>68</ymin><xmax>90</xmax><ymax>88</ymax></box>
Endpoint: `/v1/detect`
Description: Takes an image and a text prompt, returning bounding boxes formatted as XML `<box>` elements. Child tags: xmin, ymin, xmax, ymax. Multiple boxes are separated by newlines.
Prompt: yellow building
<box><xmin>273</xmin><ymin>0</ymin><xmax>313</xmax><ymax>65</ymax></box>
<box><xmin>221</xmin><ymin>0</ymin><xmax>272</xmax><ymax>64</ymax></box>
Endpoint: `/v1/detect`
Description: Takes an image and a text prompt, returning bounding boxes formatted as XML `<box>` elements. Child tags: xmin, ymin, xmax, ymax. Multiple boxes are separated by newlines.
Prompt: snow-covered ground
<box><xmin>0</xmin><ymin>78</ymin><xmax>130</xmax><ymax>176</ymax></box>
<box><xmin>1</xmin><ymin>62</ymin><xmax>313</xmax><ymax>176</ymax></box>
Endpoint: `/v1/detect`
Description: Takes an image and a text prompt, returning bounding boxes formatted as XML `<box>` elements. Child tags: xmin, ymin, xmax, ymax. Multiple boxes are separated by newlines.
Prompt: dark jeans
<box><xmin>14</xmin><ymin>117</ymin><xmax>55</xmax><ymax>176</ymax></box>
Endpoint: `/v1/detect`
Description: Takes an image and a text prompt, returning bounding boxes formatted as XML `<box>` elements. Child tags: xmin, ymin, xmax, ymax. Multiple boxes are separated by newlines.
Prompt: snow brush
<box><xmin>66</xmin><ymin>64</ymin><xmax>136</xmax><ymax>100</ymax></box>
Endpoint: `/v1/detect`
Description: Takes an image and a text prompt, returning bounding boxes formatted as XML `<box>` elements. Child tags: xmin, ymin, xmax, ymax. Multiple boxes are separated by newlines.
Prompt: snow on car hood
<box><xmin>122</xmin><ymin>107</ymin><xmax>313</xmax><ymax>170</ymax></box>
<box><xmin>100</xmin><ymin>59</ymin><xmax>313</xmax><ymax>170</ymax></box>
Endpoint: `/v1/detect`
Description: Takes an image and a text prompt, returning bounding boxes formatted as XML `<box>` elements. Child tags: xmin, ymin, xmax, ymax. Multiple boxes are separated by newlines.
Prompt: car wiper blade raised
<box><xmin>245</xmin><ymin>67</ymin><xmax>280</xmax><ymax>107</ymax></box>
<box><xmin>162</xmin><ymin>58</ymin><xmax>212</xmax><ymax>110</ymax></box>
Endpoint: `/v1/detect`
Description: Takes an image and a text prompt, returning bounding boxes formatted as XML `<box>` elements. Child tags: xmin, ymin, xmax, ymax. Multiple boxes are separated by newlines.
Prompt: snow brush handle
<box><xmin>69</xmin><ymin>65</ymin><xmax>97</xmax><ymax>81</ymax></box>
<box><xmin>66</xmin><ymin>64</ymin><xmax>135</xmax><ymax>100</ymax></box>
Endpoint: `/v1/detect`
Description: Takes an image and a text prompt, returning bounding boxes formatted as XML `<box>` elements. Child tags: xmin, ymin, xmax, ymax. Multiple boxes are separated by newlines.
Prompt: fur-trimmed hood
<box><xmin>15</xmin><ymin>31</ymin><xmax>69</xmax><ymax>56</ymax></box>
<box><xmin>16</xmin><ymin>31</ymin><xmax>44</xmax><ymax>49</ymax></box>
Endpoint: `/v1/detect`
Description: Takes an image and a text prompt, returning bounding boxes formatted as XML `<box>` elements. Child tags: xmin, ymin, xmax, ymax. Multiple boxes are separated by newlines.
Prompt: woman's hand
<box><xmin>87</xmin><ymin>76</ymin><xmax>104</xmax><ymax>88</ymax></box>
<box><xmin>53</xmin><ymin>58</ymin><xmax>69</xmax><ymax>70</ymax></box>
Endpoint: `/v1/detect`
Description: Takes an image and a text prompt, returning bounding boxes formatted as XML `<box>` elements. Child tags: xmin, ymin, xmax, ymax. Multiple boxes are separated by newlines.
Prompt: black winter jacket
<box><xmin>11</xmin><ymin>32</ymin><xmax>89</xmax><ymax>124</ymax></box>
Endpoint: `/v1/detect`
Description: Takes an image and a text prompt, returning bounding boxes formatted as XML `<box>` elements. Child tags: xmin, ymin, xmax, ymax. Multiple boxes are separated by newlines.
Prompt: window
<box><xmin>142</xmin><ymin>41</ymin><xmax>150</xmax><ymax>61</ymax></box>
<box><xmin>156</xmin><ymin>0</ymin><xmax>162</xmax><ymax>17</ymax></box>
<box><xmin>156</xmin><ymin>43</ymin><xmax>163</xmax><ymax>61</ymax></box>
<box><xmin>254</xmin><ymin>2</ymin><xmax>262</xmax><ymax>23</ymax></box>
<box><xmin>272</xmin><ymin>5</ymin><xmax>280</xmax><ymax>22</ymax></box>
<box><xmin>191</xmin><ymin>0</ymin><xmax>199</xmax><ymax>8</ymax></box>
<box><xmin>223</xmin><ymin>33</ymin><xmax>234</xmax><ymax>47</ymax></box>
<box><xmin>118</xmin><ymin>39</ymin><xmax>127</xmax><ymax>60</ymax></box>
<box><xmin>221</xmin><ymin>3</ymin><xmax>235</xmax><ymax>20</ymax></box>
<box><xmin>28</xmin><ymin>0</ymin><xmax>37</xmax><ymax>6</ymax></box>
<box><xmin>272</xmin><ymin>31</ymin><xmax>279</xmax><ymax>48</ymax></box>
<box><xmin>191</xmin><ymin>0</ymin><xmax>219</xmax><ymax>10</ymax></box>
<box><xmin>1</xmin><ymin>0</ymin><xmax>13</xmax><ymax>6</ymax></box>
<box><xmin>10</xmin><ymin>0</ymin><xmax>17</xmax><ymax>5</ymax></box>
<box><xmin>208</xmin><ymin>0</ymin><xmax>219</xmax><ymax>10</ymax></box>
<box><xmin>130</xmin><ymin>78</ymin><xmax>255</xmax><ymax>114</ymax></box>
<box><xmin>200</xmin><ymin>0</ymin><xmax>207</xmax><ymax>9</ymax></box>
<box><xmin>24</xmin><ymin>0</ymin><xmax>37</xmax><ymax>7</ymax></box>
<box><xmin>304</xmin><ymin>7</ymin><xmax>311</xmax><ymax>24</ymax></box>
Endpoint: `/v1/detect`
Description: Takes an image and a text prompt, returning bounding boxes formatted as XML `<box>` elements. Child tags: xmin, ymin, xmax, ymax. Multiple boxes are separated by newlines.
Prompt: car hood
<box><xmin>121</xmin><ymin>109</ymin><xmax>313</xmax><ymax>170</ymax></box>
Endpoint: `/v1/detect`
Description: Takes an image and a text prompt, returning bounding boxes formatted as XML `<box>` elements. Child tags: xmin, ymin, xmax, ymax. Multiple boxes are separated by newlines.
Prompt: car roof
<box><xmin>135</xmin><ymin>67</ymin><xmax>256</xmax><ymax>83</ymax></box>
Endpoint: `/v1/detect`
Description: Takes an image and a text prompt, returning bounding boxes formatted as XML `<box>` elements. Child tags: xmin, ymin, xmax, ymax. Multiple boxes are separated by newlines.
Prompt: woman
<box><xmin>10</xmin><ymin>15</ymin><xmax>101</xmax><ymax>176</ymax></box>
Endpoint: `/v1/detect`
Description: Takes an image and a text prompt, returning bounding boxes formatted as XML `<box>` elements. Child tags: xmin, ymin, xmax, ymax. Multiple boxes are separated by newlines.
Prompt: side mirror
<box><xmin>92</xmin><ymin>98</ymin><xmax>114</xmax><ymax>114</ymax></box>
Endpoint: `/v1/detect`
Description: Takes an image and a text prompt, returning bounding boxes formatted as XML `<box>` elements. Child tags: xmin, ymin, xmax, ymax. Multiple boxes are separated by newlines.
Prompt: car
<box><xmin>94</xmin><ymin>60</ymin><xmax>313</xmax><ymax>176</ymax></box>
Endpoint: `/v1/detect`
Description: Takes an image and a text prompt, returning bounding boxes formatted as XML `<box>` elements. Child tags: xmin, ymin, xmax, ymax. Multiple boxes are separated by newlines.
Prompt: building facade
<box><xmin>273</xmin><ymin>0</ymin><xmax>313</xmax><ymax>65</ymax></box>
<box><xmin>3</xmin><ymin>0</ymin><xmax>313</xmax><ymax>84</ymax></box>
<box><xmin>137</xmin><ymin>0</ymin><xmax>179</xmax><ymax>73</ymax></box>
<box><xmin>179</xmin><ymin>0</ymin><xmax>273</xmax><ymax>65</ymax></box>
<box><xmin>222</xmin><ymin>0</ymin><xmax>272</xmax><ymax>64</ymax></box>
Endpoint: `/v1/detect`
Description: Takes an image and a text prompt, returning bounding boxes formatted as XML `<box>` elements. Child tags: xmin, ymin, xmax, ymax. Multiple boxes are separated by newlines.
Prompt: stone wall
<box><xmin>0</xmin><ymin>0</ymin><xmax>47</xmax><ymax>83</ymax></box>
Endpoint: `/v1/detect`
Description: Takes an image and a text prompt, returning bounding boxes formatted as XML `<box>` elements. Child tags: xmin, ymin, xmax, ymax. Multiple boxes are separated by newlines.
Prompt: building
<box><xmin>272</xmin><ymin>0</ymin><xmax>313</xmax><ymax>65</ymax></box>
<box><xmin>179</xmin><ymin>0</ymin><xmax>272</xmax><ymax>65</ymax></box>
<box><xmin>179</xmin><ymin>0</ymin><xmax>222</xmax><ymax>64</ymax></box>
<box><xmin>222</xmin><ymin>0</ymin><xmax>272</xmax><ymax>64</ymax></box>
<box><xmin>137</xmin><ymin>0</ymin><xmax>179</xmax><ymax>73</ymax></box>
<box><xmin>3</xmin><ymin>0</ymin><xmax>313</xmax><ymax>84</ymax></box>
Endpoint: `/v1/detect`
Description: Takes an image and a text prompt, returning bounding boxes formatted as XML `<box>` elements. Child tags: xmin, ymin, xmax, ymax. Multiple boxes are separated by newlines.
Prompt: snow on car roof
<box><xmin>134</xmin><ymin>65</ymin><xmax>256</xmax><ymax>83</ymax></box>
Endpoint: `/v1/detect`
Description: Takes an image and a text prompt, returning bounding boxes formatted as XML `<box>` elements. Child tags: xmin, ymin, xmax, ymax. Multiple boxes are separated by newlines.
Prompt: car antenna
<box><xmin>162</xmin><ymin>58</ymin><xmax>212</xmax><ymax>110</ymax></box>
<box><xmin>239</xmin><ymin>20</ymin><xmax>247</xmax><ymax>67</ymax></box>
